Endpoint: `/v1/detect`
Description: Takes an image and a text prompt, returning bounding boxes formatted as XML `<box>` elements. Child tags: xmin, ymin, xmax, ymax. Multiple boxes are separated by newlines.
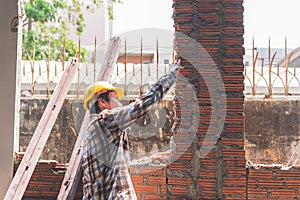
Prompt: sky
<box><xmin>113</xmin><ymin>0</ymin><xmax>300</xmax><ymax>49</ymax></box>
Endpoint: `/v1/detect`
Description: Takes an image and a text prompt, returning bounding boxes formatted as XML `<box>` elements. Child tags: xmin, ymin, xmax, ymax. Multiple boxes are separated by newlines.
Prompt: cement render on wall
<box><xmin>245</xmin><ymin>98</ymin><xmax>300</xmax><ymax>166</ymax></box>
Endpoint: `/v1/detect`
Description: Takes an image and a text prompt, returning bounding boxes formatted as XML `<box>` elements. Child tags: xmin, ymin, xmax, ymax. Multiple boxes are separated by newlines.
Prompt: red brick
<box><xmin>199</xmin><ymin>15</ymin><xmax>219</xmax><ymax>23</ymax></box>
<box><xmin>222</xmin><ymin>65</ymin><xmax>244</xmax><ymax>72</ymax></box>
<box><xmin>169</xmin><ymin>161</ymin><xmax>190</xmax><ymax>171</ymax></box>
<box><xmin>134</xmin><ymin>185</ymin><xmax>158</xmax><ymax>193</ymax></box>
<box><xmin>224</xmin><ymin>158</ymin><xmax>246</xmax><ymax>167</ymax></box>
<box><xmin>224</xmin><ymin>126</ymin><xmax>244</xmax><ymax>132</ymax></box>
<box><xmin>223</xmin><ymin>178</ymin><xmax>246</xmax><ymax>186</ymax></box>
<box><xmin>271</xmin><ymin>189</ymin><xmax>296</xmax><ymax>196</ymax></box>
<box><xmin>144</xmin><ymin>195</ymin><xmax>166</xmax><ymax>200</ymax></box>
<box><xmin>226</xmin><ymin>168</ymin><xmax>247</xmax><ymax>176</ymax></box>
<box><xmin>276</xmin><ymin>171</ymin><xmax>300</xmax><ymax>178</ymax></box>
<box><xmin>131</xmin><ymin>175</ymin><xmax>144</xmax><ymax>184</ymax></box>
<box><xmin>136</xmin><ymin>194</ymin><xmax>141</xmax><ymax>199</ymax></box>
<box><xmin>225</xmin><ymin>115</ymin><xmax>245</xmax><ymax>123</ymax></box>
<box><xmin>223</xmin><ymin>7</ymin><xmax>244</xmax><ymax>16</ymax></box>
<box><xmin>198</xmin><ymin>4</ymin><xmax>219</xmax><ymax>12</ymax></box>
<box><xmin>133</xmin><ymin>166</ymin><xmax>166</xmax><ymax>175</ymax></box>
<box><xmin>249</xmin><ymin>168</ymin><xmax>273</xmax><ymax>179</ymax></box>
<box><xmin>200</xmin><ymin>158</ymin><xmax>216</xmax><ymax>168</ymax></box>
<box><xmin>222</xmin><ymin>149</ymin><xmax>245</xmax><ymax>156</ymax></box>
<box><xmin>223</xmin><ymin>187</ymin><xmax>246</xmax><ymax>194</ymax></box>
<box><xmin>247</xmin><ymin>179</ymin><xmax>257</xmax><ymax>187</ymax></box>
<box><xmin>198</xmin><ymin>178</ymin><xmax>216</xmax><ymax>187</ymax></box>
<box><xmin>171</xmin><ymin>152</ymin><xmax>192</xmax><ymax>160</ymax></box>
<box><xmin>223</xmin><ymin>0</ymin><xmax>243</xmax><ymax>4</ymax></box>
<box><xmin>201</xmin><ymin>187</ymin><xmax>217</xmax><ymax>195</ymax></box>
<box><xmin>247</xmin><ymin>189</ymin><xmax>268</xmax><ymax>197</ymax></box>
<box><xmin>160</xmin><ymin>185</ymin><xmax>167</xmax><ymax>194</ymax></box>
<box><xmin>222</xmin><ymin>137</ymin><xmax>245</xmax><ymax>146</ymax></box>
<box><xmin>224</xmin><ymin>16</ymin><xmax>244</xmax><ymax>23</ymax></box>
<box><xmin>223</xmin><ymin>57</ymin><xmax>243</xmax><ymax>63</ymax></box>
<box><xmin>168</xmin><ymin>177</ymin><xmax>192</xmax><ymax>186</ymax></box>
<box><xmin>223</xmin><ymin>26</ymin><xmax>244</xmax><ymax>35</ymax></box>
<box><xmin>223</xmin><ymin>37</ymin><xmax>244</xmax><ymax>45</ymax></box>
<box><xmin>39</xmin><ymin>172</ymin><xmax>64</xmax><ymax>180</ymax></box>
<box><xmin>286</xmin><ymin>180</ymin><xmax>300</xmax><ymax>187</ymax></box>
<box><xmin>170</xmin><ymin>186</ymin><xmax>188</xmax><ymax>195</ymax></box>
<box><xmin>38</xmin><ymin>191</ymin><xmax>59</xmax><ymax>197</ymax></box>
<box><xmin>173</xmin><ymin>15</ymin><xmax>192</xmax><ymax>23</ymax></box>
<box><xmin>173</xmin><ymin>5</ymin><xmax>194</xmax><ymax>14</ymax></box>
<box><xmin>199</xmin><ymin>169</ymin><xmax>216</xmax><ymax>178</ymax></box>
<box><xmin>258</xmin><ymin>180</ymin><xmax>284</xmax><ymax>188</ymax></box>
<box><xmin>147</xmin><ymin>176</ymin><xmax>166</xmax><ymax>184</ymax></box>
<box><xmin>23</xmin><ymin>190</ymin><xmax>40</xmax><ymax>197</ymax></box>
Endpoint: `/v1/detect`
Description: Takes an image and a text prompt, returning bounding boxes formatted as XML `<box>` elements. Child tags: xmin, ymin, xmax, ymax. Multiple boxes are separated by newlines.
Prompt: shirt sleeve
<box><xmin>99</xmin><ymin>68</ymin><xmax>178</xmax><ymax>136</ymax></box>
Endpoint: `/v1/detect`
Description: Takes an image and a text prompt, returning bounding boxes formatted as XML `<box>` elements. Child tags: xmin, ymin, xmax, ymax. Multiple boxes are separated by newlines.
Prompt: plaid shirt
<box><xmin>82</xmin><ymin>68</ymin><xmax>177</xmax><ymax>200</ymax></box>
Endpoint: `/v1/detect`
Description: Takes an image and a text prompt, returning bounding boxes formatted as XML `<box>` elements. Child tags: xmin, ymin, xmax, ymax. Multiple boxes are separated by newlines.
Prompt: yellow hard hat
<box><xmin>83</xmin><ymin>81</ymin><xmax>124</xmax><ymax>110</ymax></box>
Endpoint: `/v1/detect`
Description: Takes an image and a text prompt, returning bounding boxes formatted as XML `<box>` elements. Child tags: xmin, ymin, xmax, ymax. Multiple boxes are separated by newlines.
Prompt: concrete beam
<box><xmin>0</xmin><ymin>0</ymin><xmax>18</xmax><ymax>198</ymax></box>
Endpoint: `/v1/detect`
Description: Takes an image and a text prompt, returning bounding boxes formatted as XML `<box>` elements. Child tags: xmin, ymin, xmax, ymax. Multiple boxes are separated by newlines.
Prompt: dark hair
<box><xmin>89</xmin><ymin>90</ymin><xmax>114</xmax><ymax>114</ymax></box>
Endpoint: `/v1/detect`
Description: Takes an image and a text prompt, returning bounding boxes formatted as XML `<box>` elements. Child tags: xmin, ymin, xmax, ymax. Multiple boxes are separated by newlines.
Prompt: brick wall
<box><xmin>130</xmin><ymin>165</ymin><xmax>167</xmax><ymax>200</ymax></box>
<box><xmin>247</xmin><ymin>166</ymin><xmax>300</xmax><ymax>199</ymax></box>
<box><xmin>16</xmin><ymin>153</ymin><xmax>167</xmax><ymax>200</ymax></box>
<box><xmin>15</xmin><ymin>154</ymin><xmax>82</xmax><ymax>200</ymax></box>
<box><xmin>16</xmin><ymin>155</ymin><xmax>300</xmax><ymax>199</ymax></box>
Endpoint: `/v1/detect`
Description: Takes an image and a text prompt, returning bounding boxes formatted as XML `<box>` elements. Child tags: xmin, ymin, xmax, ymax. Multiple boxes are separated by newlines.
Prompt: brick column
<box><xmin>170</xmin><ymin>0</ymin><xmax>246</xmax><ymax>199</ymax></box>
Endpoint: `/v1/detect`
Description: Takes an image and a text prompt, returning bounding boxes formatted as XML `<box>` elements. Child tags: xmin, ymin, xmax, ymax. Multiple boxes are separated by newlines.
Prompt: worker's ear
<box><xmin>98</xmin><ymin>98</ymin><xmax>105</xmax><ymax>106</ymax></box>
<box><xmin>101</xmin><ymin>98</ymin><xmax>105</xmax><ymax>103</ymax></box>
<box><xmin>98</xmin><ymin>98</ymin><xmax>108</xmax><ymax>110</ymax></box>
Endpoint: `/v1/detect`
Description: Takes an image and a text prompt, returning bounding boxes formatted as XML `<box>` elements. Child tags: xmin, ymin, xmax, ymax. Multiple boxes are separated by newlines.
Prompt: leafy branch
<box><xmin>22</xmin><ymin>0</ymin><xmax>122</xmax><ymax>61</ymax></box>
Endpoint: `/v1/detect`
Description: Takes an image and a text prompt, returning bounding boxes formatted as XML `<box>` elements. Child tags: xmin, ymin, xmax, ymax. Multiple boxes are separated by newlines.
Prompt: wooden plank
<box><xmin>4</xmin><ymin>57</ymin><xmax>80</xmax><ymax>200</ymax></box>
<box><xmin>57</xmin><ymin>36</ymin><xmax>121</xmax><ymax>200</ymax></box>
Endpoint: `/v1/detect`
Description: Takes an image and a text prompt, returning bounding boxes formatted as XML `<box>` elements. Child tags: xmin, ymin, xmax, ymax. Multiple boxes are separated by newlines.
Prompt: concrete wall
<box><xmin>19</xmin><ymin>98</ymin><xmax>174</xmax><ymax>163</ymax></box>
<box><xmin>0</xmin><ymin>0</ymin><xmax>18</xmax><ymax>198</ymax></box>
<box><xmin>19</xmin><ymin>98</ymin><xmax>300</xmax><ymax>165</ymax></box>
<box><xmin>245</xmin><ymin>98</ymin><xmax>300</xmax><ymax>165</ymax></box>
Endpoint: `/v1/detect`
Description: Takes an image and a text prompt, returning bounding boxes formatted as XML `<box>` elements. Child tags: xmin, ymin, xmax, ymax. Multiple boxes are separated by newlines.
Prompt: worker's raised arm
<box><xmin>101</xmin><ymin>60</ymin><xmax>182</xmax><ymax>133</ymax></box>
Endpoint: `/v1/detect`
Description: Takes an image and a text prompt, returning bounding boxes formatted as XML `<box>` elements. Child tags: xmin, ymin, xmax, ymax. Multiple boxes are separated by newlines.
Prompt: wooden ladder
<box><xmin>4</xmin><ymin>36</ymin><xmax>121</xmax><ymax>200</ymax></box>
<box><xmin>57</xmin><ymin>36</ymin><xmax>121</xmax><ymax>200</ymax></box>
<box><xmin>4</xmin><ymin>57</ymin><xmax>80</xmax><ymax>200</ymax></box>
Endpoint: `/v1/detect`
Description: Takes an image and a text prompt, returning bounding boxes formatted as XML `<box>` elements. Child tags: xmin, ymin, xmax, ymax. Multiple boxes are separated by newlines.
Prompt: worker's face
<box><xmin>98</xmin><ymin>91</ymin><xmax>122</xmax><ymax>110</ymax></box>
<box><xmin>108</xmin><ymin>91</ymin><xmax>122</xmax><ymax>109</ymax></box>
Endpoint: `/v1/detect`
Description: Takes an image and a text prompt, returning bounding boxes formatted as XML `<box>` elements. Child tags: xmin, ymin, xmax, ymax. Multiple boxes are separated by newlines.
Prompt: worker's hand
<box><xmin>170</xmin><ymin>59</ymin><xmax>183</xmax><ymax>74</ymax></box>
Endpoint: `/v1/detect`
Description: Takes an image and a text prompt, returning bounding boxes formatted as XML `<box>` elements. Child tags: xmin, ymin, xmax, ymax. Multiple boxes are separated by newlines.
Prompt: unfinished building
<box><xmin>2</xmin><ymin>0</ymin><xmax>300</xmax><ymax>199</ymax></box>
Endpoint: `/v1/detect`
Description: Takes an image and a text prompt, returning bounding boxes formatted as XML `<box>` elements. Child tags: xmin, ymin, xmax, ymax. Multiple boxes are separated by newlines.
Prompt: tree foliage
<box><xmin>22</xmin><ymin>0</ymin><xmax>121</xmax><ymax>61</ymax></box>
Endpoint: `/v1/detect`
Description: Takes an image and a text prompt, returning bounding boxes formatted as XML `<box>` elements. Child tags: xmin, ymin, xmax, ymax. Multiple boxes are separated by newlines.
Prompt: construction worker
<box><xmin>82</xmin><ymin>60</ymin><xmax>182</xmax><ymax>199</ymax></box>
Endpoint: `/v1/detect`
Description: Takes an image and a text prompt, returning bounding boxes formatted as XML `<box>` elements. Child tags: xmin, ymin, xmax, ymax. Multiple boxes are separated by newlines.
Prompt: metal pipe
<box><xmin>156</xmin><ymin>38</ymin><xmax>159</xmax><ymax>80</ymax></box>
<box><xmin>77</xmin><ymin>37</ymin><xmax>81</xmax><ymax>97</ymax></box>
<box><xmin>124</xmin><ymin>39</ymin><xmax>127</xmax><ymax>95</ymax></box>
<box><xmin>94</xmin><ymin>36</ymin><xmax>97</xmax><ymax>82</ymax></box>
<box><xmin>140</xmin><ymin>38</ymin><xmax>143</xmax><ymax>94</ymax></box>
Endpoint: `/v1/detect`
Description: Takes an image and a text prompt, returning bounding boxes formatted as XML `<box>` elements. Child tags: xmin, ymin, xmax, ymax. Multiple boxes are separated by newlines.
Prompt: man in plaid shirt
<box><xmin>82</xmin><ymin>60</ymin><xmax>181</xmax><ymax>199</ymax></box>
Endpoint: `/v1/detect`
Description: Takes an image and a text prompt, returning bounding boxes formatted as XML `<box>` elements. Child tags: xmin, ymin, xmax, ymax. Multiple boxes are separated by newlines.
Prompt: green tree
<box><xmin>22</xmin><ymin>0</ymin><xmax>122</xmax><ymax>61</ymax></box>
